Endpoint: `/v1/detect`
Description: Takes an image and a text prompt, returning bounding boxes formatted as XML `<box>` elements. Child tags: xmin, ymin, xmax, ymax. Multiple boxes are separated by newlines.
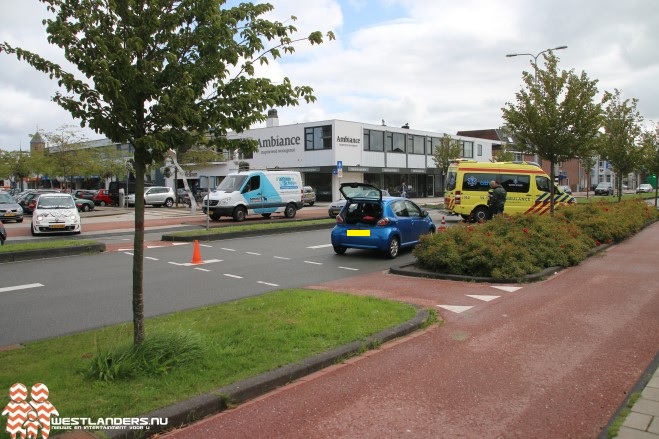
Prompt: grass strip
<box><xmin>170</xmin><ymin>218</ymin><xmax>335</xmax><ymax>237</ymax></box>
<box><xmin>0</xmin><ymin>289</ymin><xmax>416</xmax><ymax>432</ymax></box>
<box><xmin>0</xmin><ymin>239</ymin><xmax>98</xmax><ymax>253</ymax></box>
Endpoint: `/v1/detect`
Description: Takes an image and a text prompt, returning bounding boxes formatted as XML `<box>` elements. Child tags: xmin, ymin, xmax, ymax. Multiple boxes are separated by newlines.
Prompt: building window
<box><xmin>305</xmin><ymin>125</ymin><xmax>332</xmax><ymax>151</ymax></box>
<box><xmin>363</xmin><ymin>129</ymin><xmax>384</xmax><ymax>151</ymax></box>
<box><xmin>477</xmin><ymin>144</ymin><xmax>482</xmax><ymax>156</ymax></box>
<box><xmin>390</xmin><ymin>132</ymin><xmax>406</xmax><ymax>153</ymax></box>
<box><xmin>513</xmin><ymin>152</ymin><xmax>523</xmax><ymax>161</ymax></box>
<box><xmin>410</xmin><ymin>135</ymin><xmax>425</xmax><ymax>155</ymax></box>
<box><xmin>462</xmin><ymin>140</ymin><xmax>474</xmax><ymax>158</ymax></box>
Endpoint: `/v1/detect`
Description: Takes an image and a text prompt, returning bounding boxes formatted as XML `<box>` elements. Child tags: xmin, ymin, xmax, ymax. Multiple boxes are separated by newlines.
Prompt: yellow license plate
<box><xmin>50</xmin><ymin>224</ymin><xmax>66</xmax><ymax>229</ymax></box>
<box><xmin>347</xmin><ymin>230</ymin><xmax>370</xmax><ymax>237</ymax></box>
<box><xmin>5</xmin><ymin>213</ymin><xmax>15</xmax><ymax>216</ymax></box>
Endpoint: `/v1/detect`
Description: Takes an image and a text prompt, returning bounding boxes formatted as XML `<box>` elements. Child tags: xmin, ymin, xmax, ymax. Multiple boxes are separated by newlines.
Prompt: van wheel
<box><xmin>470</xmin><ymin>206</ymin><xmax>489</xmax><ymax>223</ymax></box>
<box><xmin>386</xmin><ymin>236</ymin><xmax>400</xmax><ymax>259</ymax></box>
<box><xmin>233</xmin><ymin>206</ymin><xmax>247</xmax><ymax>222</ymax></box>
<box><xmin>210</xmin><ymin>213</ymin><xmax>221</xmax><ymax>221</ymax></box>
<box><xmin>284</xmin><ymin>203</ymin><xmax>297</xmax><ymax>218</ymax></box>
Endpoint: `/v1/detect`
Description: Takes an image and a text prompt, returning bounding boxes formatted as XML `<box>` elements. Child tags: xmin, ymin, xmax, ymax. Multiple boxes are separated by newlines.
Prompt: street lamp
<box><xmin>505</xmin><ymin>45</ymin><xmax>568</xmax><ymax>70</ymax></box>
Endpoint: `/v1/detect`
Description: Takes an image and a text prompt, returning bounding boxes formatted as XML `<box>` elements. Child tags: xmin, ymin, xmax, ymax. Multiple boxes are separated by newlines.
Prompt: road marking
<box><xmin>436</xmin><ymin>305</ymin><xmax>473</xmax><ymax>313</ymax></box>
<box><xmin>123</xmin><ymin>252</ymin><xmax>134</xmax><ymax>255</ymax></box>
<box><xmin>258</xmin><ymin>281</ymin><xmax>279</xmax><ymax>287</ymax></box>
<box><xmin>119</xmin><ymin>248</ymin><xmax>133</xmax><ymax>252</ymax></box>
<box><xmin>224</xmin><ymin>273</ymin><xmax>243</xmax><ymax>279</ymax></box>
<box><xmin>246</xmin><ymin>252</ymin><xmax>261</xmax><ymax>256</ymax></box>
<box><xmin>172</xmin><ymin>242</ymin><xmax>189</xmax><ymax>246</ymax></box>
<box><xmin>169</xmin><ymin>259</ymin><xmax>222</xmax><ymax>266</ymax></box>
<box><xmin>308</xmin><ymin>244</ymin><xmax>332</xmax><ymax>249</ymax></box>
<box><xmin>0</xmin><ymin>283</ymin><xmax>44</xmax><ymax>293</ymax></box>
<box><xmin>466</xmin><ymin>295</ymin><xmax>500</xmax><ymax>302</ymax></box>
<box><xmin>200</xmin><ymin>244</ymin><xmax>213</xmax><ymax>248</ymax></box>
<box><xmin>147</xmin><ymin>245</ymin><xmax>165</xmax><ymax>249</ymax></box>
<box><xmin>194</xmin><ymin>267</ymin><xmax>211</xmax><ymax>272</ymax></box>
<box><xmin>221</xmin><ymin>248</ymin><xmax>236</xmax><ymax>251</ymax></box>
<box><xmin>145</xmin><ymin>257</ymin><xmax>159</xmax><ymax>261</ymax></box>
<box><xmin>304</xmin><ymin>261</ymin><xmax>322</xmax><ymax>265</ymax></box>
<box><xmin>273</xmin><ymin>256</ymin><xmax>291</xmax><ymax>260</ymax></box>
<box><xmin>491</xmin><ymin>286</ymin><xmax>522</xmax><ymax>292</ymax></box>
<box><xmin>339</xmin><ymin>266</ymin><xmax>359</xmax><ymax>271</ymax></box>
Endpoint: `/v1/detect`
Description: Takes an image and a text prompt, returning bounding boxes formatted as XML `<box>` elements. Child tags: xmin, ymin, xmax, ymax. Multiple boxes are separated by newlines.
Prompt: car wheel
<box><xmin>164</xmin><ymin>198</ymin><xmax>174</xmax><ymax>208</ymax></box>
<box><xmin>470</xmin><ymin>206</ymin><xmax>489</xmax><ymax>223</ymax></box>
<box><xmin>261</xmin><ymin>213</ymin><xmax>272</xmax><ymax>218</ymax></box>
<box><xmin>386</xmin><ymin>236</ymin><xmax>400</xmax><ymax>259</ymax></box>
<box><xmin>328</xmin><ymin>211</ymin><xmax>335</xmax><ymax>218</ymax></box>
<box><xmin>82</xmin><ymin>204</ymin><xmax>90</xmax><ymax>212</ymax></box>
<box><xmin>17</xmin><ymin>218</ymin><xmax>23</xmax><ymax>223</ymax></box>
<box><xmin>333</xmin><ymin>245</ymin><xmax>347</xmax><ymax>255</ymax></box>
<box><xmin>284</xmin><ymin>203</ymin><xmax>297</xmax><ymax>218</ymax></box>
<box><xmin>233</xmin><ymin>206</ymin><xmax>247</xmax><ymax>222</ymax></box>
<box><xmin>308</xmin><ymin>202</ymin><xmax>314</xmax><ymax>206</ymax></box>
<box><xmin>31</xmin><ymin>224</ymin><xmax>36</xmax><ymax>236</ymax></box>
<box><xmin>100</xmin><ymin>201</ymin><xmax>106</xmax><ymax>207</ymax></box>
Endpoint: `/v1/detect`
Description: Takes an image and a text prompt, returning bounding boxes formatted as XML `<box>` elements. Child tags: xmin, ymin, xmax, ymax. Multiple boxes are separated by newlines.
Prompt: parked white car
<box><xmin>31</xmin><ymin>193</ymin><xmax>81</xmax><ymax>235</ymax></box>
<box><xmin>126</xmin><ymin>186</ymin><xmax>176</xmax><ymax>207</ymax></box>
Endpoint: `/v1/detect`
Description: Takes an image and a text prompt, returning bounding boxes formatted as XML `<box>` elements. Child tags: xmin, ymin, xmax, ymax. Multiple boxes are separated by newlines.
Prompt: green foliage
<box><xmin>414</xmin><ymin>200</ymin><xmax>657</xmax><ymax>280</ymax></box>
<box><xmin>86</xmin><ymin>330</ymin><xmax>205</xmax><ymax>382</ymax></box>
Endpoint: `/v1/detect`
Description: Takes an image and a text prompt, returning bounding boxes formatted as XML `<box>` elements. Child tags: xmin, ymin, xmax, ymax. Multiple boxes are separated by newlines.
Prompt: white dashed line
<box><xmin>172</xmin><ymin>242</ymin><xmax>189</xmax><ymax>246</ymax></box>
<box><xmin>246</xmin><ymin>252</ymin><xmax>261</xmax><ymax>256</ymax></box>
<box><xmin>273</xmin><ymin>256</ymin><xmax>291</xmax><ymax>260</ymax></box>
<box><xmin>339</xmin><ymin>266</ymin><xmax>359</xmax><ymax>271</ymax></box>
<box><xmin>194</xmin><ymin>267</ymin><xmax>211</xmax><ymax>272</ymax></box>
<box><xmin>145</xmin><ymin>257</ymin><xmax>159</xmax><ymax>261</ymax></box>
<box><xmin>0</xmin><ymin>283</ymin><xmax>44</xmax><ymax>293</ymax></box>
<box><xmin>307</xmin><ymin>244</ymin><xmax>333</xmax><ymax>249</ymax></box>
<box><xmin>223</xmin><ymin>273</ymin><xmax>243</xmax><ymax>279</ymax></box>
<box><xmin>221</xmin><ymin>248</ymin><xmax>236</xmax><ymax>251</ymax></box>
<box><xmin>258</xmin><ymin>281</ymin><xmax>279</xmax><ymax>287</ymax></box>
<box><xmin>304</xmin><ymin>261</ymin><xmax>322</xmax><ymax>265</ymax></box>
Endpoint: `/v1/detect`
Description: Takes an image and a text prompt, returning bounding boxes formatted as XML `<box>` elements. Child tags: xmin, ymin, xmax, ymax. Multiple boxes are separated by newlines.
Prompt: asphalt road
<box><xmin>0</xmin><ymin>228</ymin><xmax>421</xmax><ymax>346</ymax></box>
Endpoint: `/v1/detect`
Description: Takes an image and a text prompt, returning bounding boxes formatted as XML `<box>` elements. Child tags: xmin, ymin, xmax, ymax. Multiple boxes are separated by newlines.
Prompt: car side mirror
<box><xmin>421</xmin><ymin>210</ymin><xmax>428</xmax><ymax>217</ymax></box>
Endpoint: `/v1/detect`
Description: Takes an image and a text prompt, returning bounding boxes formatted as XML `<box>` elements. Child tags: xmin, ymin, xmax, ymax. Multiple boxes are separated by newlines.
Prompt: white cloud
<box><xmin>1</xmin><ymin>0</ymin><xmax>658</xmax><ymax>151</ymax></box>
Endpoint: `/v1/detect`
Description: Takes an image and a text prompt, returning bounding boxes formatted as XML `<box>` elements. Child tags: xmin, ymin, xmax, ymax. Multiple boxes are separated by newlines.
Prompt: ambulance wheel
<box><xmin>470</xmin><ymin>206</ymin><xmax>489</xmax><ymax>223</ymax></box>
<box><xmin>233</xmin><ymin>206</ymin><xmax>247</xmax><ymax>222</ymax></box>
<box><xmin>284</xmin><ymin>203</ymin><xmax>297</xmax><ymax>218</ymax></box>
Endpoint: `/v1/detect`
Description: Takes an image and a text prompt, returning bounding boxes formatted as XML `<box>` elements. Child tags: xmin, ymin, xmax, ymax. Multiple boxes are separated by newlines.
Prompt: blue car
<box><xmin>331</xmin><ymin>182</ymin><xmax>436</xmax><ymax>258</ymax></box>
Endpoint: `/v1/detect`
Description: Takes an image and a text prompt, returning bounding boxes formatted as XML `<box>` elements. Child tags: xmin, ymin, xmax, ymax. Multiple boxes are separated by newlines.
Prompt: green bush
<box><xmin>86</xmin><ymin>330</ymin><xmax>205</xmax><ymax>382</ymax></box>
<box><xmin>414</xmin><ymin>199</ymin><xmax>657</xmax><ymax>280</ymax></box>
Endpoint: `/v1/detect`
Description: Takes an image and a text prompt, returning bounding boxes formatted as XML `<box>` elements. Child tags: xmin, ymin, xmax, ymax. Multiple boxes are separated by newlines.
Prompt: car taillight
<box><xmin>376</xmin><ymin>217</ymin><xmax>390</xmax><ymax>226</ymax></box>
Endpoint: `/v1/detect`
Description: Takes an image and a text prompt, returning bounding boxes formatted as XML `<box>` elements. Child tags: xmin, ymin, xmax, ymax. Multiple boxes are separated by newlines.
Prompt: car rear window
<box><xmin>343</xmin><ymin>201</ymin><xmax>382</xmax><ymax>225</ymax></box>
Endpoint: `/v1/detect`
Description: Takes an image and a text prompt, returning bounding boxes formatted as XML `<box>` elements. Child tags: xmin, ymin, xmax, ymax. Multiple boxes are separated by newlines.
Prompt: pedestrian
<box><xmin>400</xmin><ymin>181</ymin><xmax>407</xmax><ymax>198</ymax></box>
<box><xmin>488</xmin><ymin>180</ymin><xmax>506</xmax><ymax>218</ymax></box>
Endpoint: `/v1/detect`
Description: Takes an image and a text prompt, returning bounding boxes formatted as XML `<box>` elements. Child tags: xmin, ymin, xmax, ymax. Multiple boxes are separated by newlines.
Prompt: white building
<box><xmin>189</xmin><ymin>111</ymin><xmax>496</xmax><ymax>202</ymax></box>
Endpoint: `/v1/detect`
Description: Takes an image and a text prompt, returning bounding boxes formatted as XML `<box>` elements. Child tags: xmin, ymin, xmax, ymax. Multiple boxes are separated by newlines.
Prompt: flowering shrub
<box><xmin>413</xmin><ymin>199</ymin><xmax>657</xmax><ymax>280</ymax></box>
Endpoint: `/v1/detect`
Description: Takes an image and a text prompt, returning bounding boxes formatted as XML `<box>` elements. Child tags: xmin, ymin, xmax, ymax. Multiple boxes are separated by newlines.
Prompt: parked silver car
<box><xmin>126</xmin><ymin>186</ymin><xmax>176</xmax><ymax>207</ymax></box>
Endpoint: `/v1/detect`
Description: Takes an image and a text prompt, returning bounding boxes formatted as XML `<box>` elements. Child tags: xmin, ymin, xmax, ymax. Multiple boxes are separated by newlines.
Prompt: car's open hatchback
<box><xmin>339</xmin><ymin>182</ymin><xmax>383</xmax><ymax>202</ymax></box>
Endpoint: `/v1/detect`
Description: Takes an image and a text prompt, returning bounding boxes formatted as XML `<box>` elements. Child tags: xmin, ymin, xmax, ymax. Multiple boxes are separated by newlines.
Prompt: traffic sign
<box><xmin>337</xmin><ymin>160</ymin><xmax>343</xmax><ymax>169</ymax></box>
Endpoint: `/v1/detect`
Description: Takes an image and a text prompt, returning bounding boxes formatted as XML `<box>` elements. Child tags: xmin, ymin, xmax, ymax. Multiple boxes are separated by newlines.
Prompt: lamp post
<box><xmin>506</xmin><ymin>45</ymin><xmax>568</xmax><ymax>75</ymax></box>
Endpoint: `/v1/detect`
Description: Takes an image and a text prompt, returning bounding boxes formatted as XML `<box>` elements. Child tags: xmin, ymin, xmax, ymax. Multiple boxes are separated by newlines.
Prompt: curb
<box><xmin>56</xmin><ymin>307</ymin><xmax>431</xmax><ymax>439</ymax></box>
<box><xmin>161</xmin><ymin>221</ymin><xmax>336</xmax><ymax>242</ymax></box>
<box><xmin>0</xmin><ymin>243</ymin><xmax>106</xmax><ymax>263</ymax></box>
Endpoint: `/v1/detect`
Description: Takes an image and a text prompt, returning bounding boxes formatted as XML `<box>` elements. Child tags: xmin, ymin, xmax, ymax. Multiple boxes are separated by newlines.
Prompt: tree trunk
<box><xmin>132</xmin><ymin>154</ymin><xmax>146</xmax><ymax>346</ymax></box>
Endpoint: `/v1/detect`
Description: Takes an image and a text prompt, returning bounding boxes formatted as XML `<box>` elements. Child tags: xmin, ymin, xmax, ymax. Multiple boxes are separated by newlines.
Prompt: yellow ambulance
<box><xmin>443</xmin><ymin>160</ymin><xmax>576</xmax><ymax>222</ymax></box>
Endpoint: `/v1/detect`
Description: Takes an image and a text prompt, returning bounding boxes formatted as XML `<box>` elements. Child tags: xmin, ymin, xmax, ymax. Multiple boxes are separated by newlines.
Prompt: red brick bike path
<box><xmin>159</xmin><ymin>222</ymin><xmax>659</xmax><ymax>439</ymax></box>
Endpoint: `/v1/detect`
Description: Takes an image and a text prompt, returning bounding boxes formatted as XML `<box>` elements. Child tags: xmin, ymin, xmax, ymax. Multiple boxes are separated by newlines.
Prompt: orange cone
<box><xmin>191</xmin><ymin>240</ymin><xmax>203</xmax><ymax>264</ymax></box>
<box><xmin>439</xmin><ymin>216</ymin><xmax>447</xmax><ymax>232</ymax></box>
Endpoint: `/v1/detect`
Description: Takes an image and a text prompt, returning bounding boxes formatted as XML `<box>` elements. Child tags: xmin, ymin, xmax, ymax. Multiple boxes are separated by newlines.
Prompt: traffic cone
<box><xmin>439</xmin><ymin>216</ymin><xmax>447</xmax><ymax>232</ymax></box>
<box><xmin>191</xmin><ymin>240</ymin><xmax>203</xmax><ymax>264</ymax></box>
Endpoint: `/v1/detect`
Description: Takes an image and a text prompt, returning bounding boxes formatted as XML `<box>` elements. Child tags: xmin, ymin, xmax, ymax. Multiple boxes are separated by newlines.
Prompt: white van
<box><xmin>202</xmin><ymin>170</ymin><xmax>304</xmax><ymax>221</ymax></box>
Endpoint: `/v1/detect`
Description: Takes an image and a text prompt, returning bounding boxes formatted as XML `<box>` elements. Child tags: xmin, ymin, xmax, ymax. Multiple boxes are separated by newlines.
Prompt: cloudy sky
<box><xmin>1</xmin><ymin>0</ymin><xmax>657</xmax><ymax>151</ymax></box>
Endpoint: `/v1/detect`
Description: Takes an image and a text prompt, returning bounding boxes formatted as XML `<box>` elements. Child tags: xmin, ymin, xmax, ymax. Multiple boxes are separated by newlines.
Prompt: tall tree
<box><xmin>432</xmin><ymin>134</ymin><xmax>462</xmax><ymax>194</ymax></box>
<box><xmin>0</xmin><ymin>150</ymin><xmax>32</xmax><ymax>191</ymax></box>
<box><xmin>640</xmin><ymin>122</ymin><xmax>659</xmax><ymax>205</ymax></box>
<box><xmin>502</xmin><ymin>52</ymin><xmax>602</xmax><ymax>214</ymax></box>
<box><xmin>1</xmin><ymin>0</ymin><xmax>334</xmax><ymax>345</ymax></box>
<box><xmin>598</xmin><ymin>89</ymin><xmax>645</xmax><ymax>201</ymax></box>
